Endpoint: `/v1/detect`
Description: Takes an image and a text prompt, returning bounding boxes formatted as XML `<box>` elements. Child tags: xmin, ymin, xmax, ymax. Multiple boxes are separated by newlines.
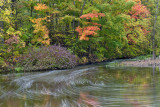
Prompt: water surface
<box><xmin>0</xmin><ymin>64</ymin><xmax>160</xmax><ymax>107</ymax></box>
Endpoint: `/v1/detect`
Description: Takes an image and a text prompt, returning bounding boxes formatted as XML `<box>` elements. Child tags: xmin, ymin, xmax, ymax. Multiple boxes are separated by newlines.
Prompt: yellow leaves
<box><xmin>36</xmin><ymin>38</ymin><xmax>50</xmax><ymax>45</ymax></box>
<box><xmin>34</xmin><ymin>3</ymin><xmax>49</xmax><ymax>11</ymax></box>
<box><xmin>0</xmin><ymin>0</ymin><xmax>4</xmax><ymax>6</ymax></box>
<box><xmin>4</xmin><ymin>8</ymin><xmax>12</xmax><ymax>16</ymax></box>
<box><xmin>119</xmin><ymin>14</ymin><xmax>130</xmax><ymax>19</ymax></box>
<box><xmin>31</xmin><ymin>3</ymin><xmax>51</xmax><ymax>46</ymax></box>
<box><xmin>0</xmin><ymin>7</ymin><xmax>16</xmax><ymax>25</ymax></box>
<box><xmin>31</xmin><ymin>17</ymin><xmax>50</xmax><ymax>46</ymax></box>
<box><xmin>43</xmin><ymin>33</ymin><xmax>49</xmax><ymax>39</ymax></box>
<box><xmin>0</xmin><ymin>33</ymin><xmax>3</xmax><ymax>37</ymax></box>
<box><xmin>41</xmin><ymin>39</ymin><xmax>50</xmax><ymax>45</ymax></box>
<box><xmin>7</xmin><ymin>0</ymin><xmax>11</xmax><ymax>3</ymax></box>
<box><xmin>80</xmin><ymin>34</ymin><xmax>89</xmax><ymax>40</ymax></box>
<box><xmin>20</xmin><ymin>42</ymin><xmax>26</xmax><ymax>48</ymax></box>
<box><xmin>126</xmin><ymin>0</ymin><xmax>141</xmax><ymax>3</ymax></box>
<box><xmin>77</xmin><ymin>0</ymin><xmax>82</xmax><ymax>2</ymax></box>
<box><xmin>31</xmin><ymin>17</ymin><xmax>47</xmax><ymax>23</ymax></box>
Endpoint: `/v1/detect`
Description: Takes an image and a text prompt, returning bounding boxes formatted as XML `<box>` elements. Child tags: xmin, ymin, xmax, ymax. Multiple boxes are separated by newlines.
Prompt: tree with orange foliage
<box><xmin>76</xmin><ymin>12</ymin><xmax>105</xmax><ymax>40</ymax></box>
<box><xmin>31</xmin><ymin>3</ymin><xmax>50</xmax><ymax>46</ymax></box>
<box><xmin>125</xmin><ymin>0</ymin><xmax>151</xmax><ymax>45</ymax></box>
<box><xmin>75</xmin><ymin>11</ymin><xmax>105</xmax><ymax>62</ymax></box>
<box><xmin>129</xmin><ymin>3</ymin><xmax>150</xmax><ymax>19</ymax></box>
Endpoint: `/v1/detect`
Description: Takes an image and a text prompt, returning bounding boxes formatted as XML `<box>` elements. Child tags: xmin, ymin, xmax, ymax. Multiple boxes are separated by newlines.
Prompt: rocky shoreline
<box><xmin>120</xmin><ymin>58</ymin><xmax>160</xmax><ymax>67</ymax></box>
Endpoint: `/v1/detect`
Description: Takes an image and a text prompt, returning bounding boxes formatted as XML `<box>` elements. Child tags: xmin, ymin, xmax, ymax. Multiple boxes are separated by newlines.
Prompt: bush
<box><xmin>16</xmin><ymin>45</ymin><xmax>78</xmax><ymax>71</ymax></box>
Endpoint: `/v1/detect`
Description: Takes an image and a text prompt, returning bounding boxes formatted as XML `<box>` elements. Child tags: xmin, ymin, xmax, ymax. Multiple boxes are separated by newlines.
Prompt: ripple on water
<box><xmin>0</xmin><ymin>66</ymin><xmax>160</xmax><ymax>107</ymax></box>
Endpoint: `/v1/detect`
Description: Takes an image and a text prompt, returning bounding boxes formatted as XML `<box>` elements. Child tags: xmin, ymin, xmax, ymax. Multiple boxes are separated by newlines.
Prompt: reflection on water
<box><xmin>0</xmin><ymin>65</ymin><xmax>160</xmax><ymax>107</ymax></box>
<box><xmin>78</xmin><ymin>92</ymin><xmax>100</xmax><ymax>106</ymax></box>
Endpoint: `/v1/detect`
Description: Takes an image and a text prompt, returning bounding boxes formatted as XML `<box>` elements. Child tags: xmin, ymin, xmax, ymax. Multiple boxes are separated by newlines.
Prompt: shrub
<box><xmin>16</xmin><ymin>45</ymin><xmax>78</xmax><ymax>71</ymax></box>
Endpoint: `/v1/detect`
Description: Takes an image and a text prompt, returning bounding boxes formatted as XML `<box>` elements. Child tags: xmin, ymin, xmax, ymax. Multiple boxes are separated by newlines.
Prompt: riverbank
<box><xmin>119</xmin><ymin>57</ymin><xmax>160</xmax><ymax>67</ymax></box>
<box><xmin>0</xmin><ymin>54</ymin><xmax>156</xmax><ymax>73</ymax></box>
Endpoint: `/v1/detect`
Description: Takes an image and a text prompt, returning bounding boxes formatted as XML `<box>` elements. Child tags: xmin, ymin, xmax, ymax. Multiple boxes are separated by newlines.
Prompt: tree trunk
<box><xmin>73</xmin><ymin>0</ymin><xmax>75</xmax><ymax>37</ymax></box>
<box><xmin>152</xmin><ymin>0</ymin><xmax>159</xmax><ymax>59</ymax></box>
<box><xmin>12</xmin><ymin>0</ymin><xmax>17</xmax><ymax>30</ymax></box>
<box><xmin>80</xmin><ymin>0</ymin><xmax>86</xmax><ymax>19</ymax></box>
<box><xmin>0</xmin><ymin>2</ymin><xmax>4</xmax><ymax>44</ymax></box>
<box><xmin>77</xmin><ymin>0</ymin><xmax>86</xmax><ymax>39</ymax></box>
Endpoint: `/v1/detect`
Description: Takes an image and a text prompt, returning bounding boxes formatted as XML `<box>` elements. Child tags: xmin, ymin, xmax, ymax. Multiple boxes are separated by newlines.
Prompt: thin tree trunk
<box><xmin>0</xmin><ymin>4</ymin><xmax>4</xmax><ymax>44</ymax></box>
<box><xmin>12</xmin><ymin>0</ymin><xmax>17</xmax><ymax>30</ymax></box>
<box><xmin>77</xmin><ymin>0</ymin><xmax>86</xmax><ymax>38</ymax></box>
<box><xmin>80</xmin><ymin>0</ymin><xmax>86</xmax><ymax>19</ymax></box>
<box><xmin>152</xmin><ymin>0</ymin><xmax>159</xmax><ymax>59</ymax></box>
<box><xmin>31</xmin><ymin>5</ymin><xmax>33</xmax><ymax>17</ymax></box>
<box><xmin>73</xmin><ymin>0</ymin><xmax>75</xmax><ymax>37</ymax></box>
<box><xmin>56</xmin><ymin>14</ymin><xmax>58</xmax><ymax>31</ymax></box>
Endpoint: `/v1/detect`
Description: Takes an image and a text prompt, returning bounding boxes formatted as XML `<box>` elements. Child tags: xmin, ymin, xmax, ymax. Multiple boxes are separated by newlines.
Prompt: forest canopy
<box><xmin>0</xmin><ymin>0</ymin><xmax>156</xmax><ymax>71</ymax></box>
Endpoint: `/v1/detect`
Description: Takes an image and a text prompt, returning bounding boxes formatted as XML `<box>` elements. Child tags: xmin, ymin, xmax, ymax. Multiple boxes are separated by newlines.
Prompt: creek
<box><xmin>0</xmin><ymin>63</ymin><xmax>160</xmax><ymax>107</ymax></box>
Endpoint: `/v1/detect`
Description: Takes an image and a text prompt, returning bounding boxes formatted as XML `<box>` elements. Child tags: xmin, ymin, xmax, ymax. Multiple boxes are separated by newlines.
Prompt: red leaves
<box><xmin>129</xmin><ymin>4</ymin><xmax>150</xmax><ymax>19</ymax></box>
<box><xmin>80</xmin><ymin>13</ymin><xmax>105</xmax><ymax>19</ymax></box>
<box><xmin>125</xmin><ymin>1</ymin><xmax>151</xmax><ymax>45</ymax></box>
<box><xmin>126</xmin><ymin>34</ymin><xmax>136</xmax><ymax>44</ymax></box>
<box><xmin>142</xmin><ymin>28</ymin><xmax>151</xmax><ymax>35</ymax></box>
<box><xmin>91</xmin><ymin>22</ymin><xmax>102</xmax><ymax>26</ymax></box>
<box><xmin>5</xmin><ymin>36</ymin><xmax>19</xmax><ymax>45</ymax></box>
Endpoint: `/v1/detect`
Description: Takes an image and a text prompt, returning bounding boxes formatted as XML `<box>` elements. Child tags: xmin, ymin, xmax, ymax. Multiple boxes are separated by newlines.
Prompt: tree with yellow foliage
<box><xmin>31</xmin><ymin>3</ymin><xmax>50</xmax><ymax>46</ymax></box>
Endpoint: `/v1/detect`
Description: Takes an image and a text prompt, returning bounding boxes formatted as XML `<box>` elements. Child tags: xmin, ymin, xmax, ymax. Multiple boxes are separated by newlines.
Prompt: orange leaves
<box><xmin>76</xmin><ymin>26</ymin><xmax>100</xmax><ymax>36</ymax></box>
<box><xmin>31</xmin><ymin>18</ymin><xmax>50</xmax><ymax>46</ymax></box>
<box><xmin>31</xmin><ymin>3</ymin><xmax>51</xmax><ymax>46</ymax></box>
<box><xmin>90</xmin><ymin>22</ymin><xmax>102</xmax><ymax>26</ymax></box>
<box><xmin>76</xmin><ymin>26</ymin><xmax>100</xmax><ymax>40</ymax></box>
<box><xmin>34</xmin><ymin>3</ymin><xmax>49</xmax><ymax>11</ymax></box>
<box><xmin>79</xmin><ymin>34</ymin><xmax>89</xmax><ymax>40</ymax></box>
<box><xmin>124</xmin><ymin>1</ymin><xmax>151</xmax><ymax>45</ymax></box>
<box><xmin>31</xmin><ymin>17</ymin><xmax>47</xmax><ymax>23</ymax></box>
<box><xmin>129</xmin><ymin>4</ymin><xmax>150</xmax><ymax>19</ymax></box>
<box><xmin>83</xmin><ymin>26</ymin><xmax>100</xmax><ymax>31</ymax></box>
<box><xmin>79</xmin><ymin>30</ymin><xmax>98</xmax><ymax>40</ymax></box>
<box><xmin>76</xmin><ymin>12</ymin><xmax>105</xmax><ymax>40</ymax></box>
<box><xmin>76</xmin><ymin>26</ymin><xmax>83</xmax><ymax>36</ymax></box>
<box><xmin>80</xmin><ymin>13</ymin><xmax>105</xmax><ymax>19</ymax></box>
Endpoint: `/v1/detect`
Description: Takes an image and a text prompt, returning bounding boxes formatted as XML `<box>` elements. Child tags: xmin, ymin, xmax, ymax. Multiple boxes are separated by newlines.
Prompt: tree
<box><xmin>31</xmin><ymin>3</ymin><xmax>50</xmax><ymax>46</ymax></box>
<box><xmin>76</xmin><ymin>12</ymin><xmax>105</xmax><ymax>40</ymax></box>
<box><xmin>151</xmin><ymin>0</ymin><xmax>159</xmax><ymax>59</ymax></box>
<box><xmin>75</xmin><ymin>11</ymin><xmax>105</xmax><ymax>62</ymax></box>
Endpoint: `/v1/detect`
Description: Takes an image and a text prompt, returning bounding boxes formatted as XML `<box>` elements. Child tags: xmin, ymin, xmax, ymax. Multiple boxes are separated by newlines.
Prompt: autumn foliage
<box><xmin>76</xmin><ymin>12</ymin><xmax>105</xmax><ymax>40</ymax></box>
<box><xmin>129</xmin><ymin>4</ymin><xmax>150</xmax><ymax>19</ymax></box>
<box><xmin>126</xmin><ymin>0</ymin><xmax>141</xmax><ymax>3</ymax></box>
<box><xmin>34</xmin><ymin>3</ymin><xmax>49</xmax><ymax>11</ymax></box>
<box><xmin>31</xmin><ymin>18</ymin><xmax>50</xmax><ymax>45</ymax></box>
<box><xmin>0</xmin><ymin>0</ymin><xmax>153</xmax><ymax>71</ymax></box>
<box><xmin>80</xmin><ymin>13</ymin><xmax>105</xmax><ymax>19</ymax></box>
<box><xmin>31</xmin><ymin>3</ymin><xmax>50</xmax><ymax>45</ymax></box>
<box><xmin>76</xmin><ymin>26</ymin><xmax>100</xmax><ymax>40</ymax></box>
<box><xmin>125</xmin><ymin>0</ymin><xmax>151</xmax><ymax>44</ymax></box>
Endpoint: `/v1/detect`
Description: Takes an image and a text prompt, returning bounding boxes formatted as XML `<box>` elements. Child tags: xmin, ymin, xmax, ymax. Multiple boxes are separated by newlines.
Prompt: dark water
<box><xmin>0</xmin><ymin>64</ymin><xmax>160</xmax><ymax>107</ymax></box>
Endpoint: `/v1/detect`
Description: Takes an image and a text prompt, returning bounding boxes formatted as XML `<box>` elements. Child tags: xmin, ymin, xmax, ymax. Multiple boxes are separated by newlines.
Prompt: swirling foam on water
<box><xmin>1</xmin><ymin>66</ymin><xmax>160</xmax><ymax>107</ymax></box>
<box><xmin>11</xmin><ymin>67</ymin><xmax>97</xmax><ymax>98</ymax></box>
